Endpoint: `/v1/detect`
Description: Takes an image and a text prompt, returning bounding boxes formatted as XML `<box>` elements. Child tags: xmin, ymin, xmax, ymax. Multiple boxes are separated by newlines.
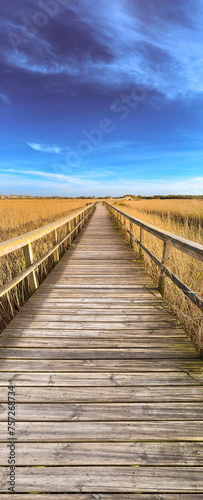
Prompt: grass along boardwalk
<box><xmin>0</xmin><ymin>203</ymin><xmax>203</xmax><ymax>496</ymax></box>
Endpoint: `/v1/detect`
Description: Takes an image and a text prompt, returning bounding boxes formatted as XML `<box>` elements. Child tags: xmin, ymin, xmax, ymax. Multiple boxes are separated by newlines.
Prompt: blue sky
<box><xmin>0</xmin><ymin>0</ymin><xmax>203</xmax><ymax>196</ymax></box>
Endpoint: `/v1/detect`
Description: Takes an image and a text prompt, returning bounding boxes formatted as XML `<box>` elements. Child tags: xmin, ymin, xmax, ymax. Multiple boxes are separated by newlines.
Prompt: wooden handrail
<box><xmin>104</xmin><ymin>202</ymin><xmax>203</xmax><ymax>262</ymax></box>
<box><xmin>104</xmin><ymin>202</ymin><xmax>203</xmax><ymax>312</ymax></box>
<box><xmin>0</xmin><ymin>204</ymin><xmax>95</xmax><ymax>258</ymax></box>
<box><xmin>0</xmin><ymin>203</ymin><xmax>96</xmax><ymax>298</ymax></box>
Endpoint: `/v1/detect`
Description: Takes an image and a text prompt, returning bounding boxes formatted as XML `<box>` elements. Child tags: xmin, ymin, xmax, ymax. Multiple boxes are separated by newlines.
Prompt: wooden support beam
<box><xmin>130</xmin><ymin>221</ymin><xmax>133</xmax><ymax>248</ymax></box>
<box><xmin>67</xmin><ymin>221</ymin><xmax>71</xmax><ymax>246</ymax></box>
<box><xmin>23</xmin><ymin>243</ymin><xmax>38</xmax><ymax>293</ymax></box>
<box><xmin>51</xmin><ymin>229</ymin><xmax>60</xmax><ymax>264</ymax></box>
<box><xmin>139</xmin><ymin>227</ymin><xmax>145</xmax><ymax>262</ymax></box>
<box><xmin>158</xmin><ymin>242</ymin><xmax>172</xmax><ymax>295</ymax></box>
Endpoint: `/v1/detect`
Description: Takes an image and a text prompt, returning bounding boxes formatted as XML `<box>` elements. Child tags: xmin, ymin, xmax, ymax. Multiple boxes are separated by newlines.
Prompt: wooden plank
<box><xmin>0</xmin><ymin>402</ymin><xmax>203</xmax><ymax>421</ymax></box>
<box><xmin>1</xmin><ymin>386</ymin><xmax>203</xmax><ymax>402</ymax></box>
<box><xmin>8</xmin><ymin>313</ymin><xmax>177</xmax><ymax>322</ymax></box>
<box><xmin>1</xmin><ymin>358</ymin><xmax>202</xmax><ymax>371</ymax></box>
<box><xmin>1</xmin><ymin>495</ymin><xmax>203</xmax><ymax>500</ymax></box>
<box><xmin>19</xmin><ymin>304</ymin><xmax>172</xmax><ymax>312</ymax></box>
<box><xmin>0</xmin><ymin>338</ymin><xmax>193</xmax><ymax>349</ymax></box>
<box><xmin>0</xmin><ymin>441</ymin><xmax>203</xmax><ymax>465</ymax></box>
<box><xmin>1</xmin><ymin>466</ymin><xmax>203</xmax><ymax>492</ymax></box>
<box><xmin>1</xmin><ymin>371</ymin><xmax>202</xmax><ymax>386</ymax></box>
<box><xmin>2</xmin><ymin>328</ymin><xmax>186</xmax><ymax>338</ymax></box>
<box><xmin>7</xmin><ymin>322</ymin><xmax>183</xmax><ymax>331</ymax></box>
<box><xmin>1</xmin><ymin>496</ymin><xmax>203</xmax><ymax>500</ymax></box>
<box><xmin>23</xmin><ymin>301</ymin><xmax>168</xmax><ymax>308</ymax></box>
<box><xmin>0</xmin><ymin>347</ymin><xmax>198</xmax><ymax>359</ymax></box>
<box><xmin>35</xmin><ymin>290</ymin><xmax>162</xmax><ymax>296</ymax></box>
<box><xmin>0</xmin><ymin>421</ymin><xmax>203</xmax><ymax>441</ymax></box>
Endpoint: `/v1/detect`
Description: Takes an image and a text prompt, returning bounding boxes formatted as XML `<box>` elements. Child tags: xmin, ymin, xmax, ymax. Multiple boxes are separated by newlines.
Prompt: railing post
<box><xmin>158</xmin><ymin>242</ymin><xmax>172</xmax><ymax>295</ymax></box>
<box><xmin>67</xmin><ymin>221</ymin><xmax>71</xmax><ymax>246</ymax></box>
<box><xmin>51</xmin><ymin>229</ymin><xmax>60</xmax><ymax>264</ymax></box>
<box><xmin>23</xmin><ymin>243</ymin><xmax>38</xmax><ymax>293</ymax></box>
<box><xmin>74</xmin><ymin>217</ymin><xmax>77</xmax><ymax>239</ymax></box>
<box><xmin>139</xmin><ymin>227</ymin><xmax>145</xmax><ymax>262</ymax></box>
<box><xmin>130</xmin><ymin>221</ymin><xmax>133</xmax><ymax>248</ymax></box>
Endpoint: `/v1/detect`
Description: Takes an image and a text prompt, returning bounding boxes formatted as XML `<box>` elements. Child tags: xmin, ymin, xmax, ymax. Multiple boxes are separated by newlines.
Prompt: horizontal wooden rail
<box><xmin>104</xmin><ymin>202</ymin><xmax>203</xmax><ymax>313</ymax></box>
<box><xmin>0</xmin><ymin>203</ymin><xmax>96</xmax><ymax>298</ymax></box>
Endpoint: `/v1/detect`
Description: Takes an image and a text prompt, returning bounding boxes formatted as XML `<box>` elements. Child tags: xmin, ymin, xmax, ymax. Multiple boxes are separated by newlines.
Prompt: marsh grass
<box><xmin>0</xmin><ymin>198</ymin><xmax>90</xmax><ymax>331</ymax></box>
<box><xmin>112</xmin><ymin>199</ymin><xmax>203</xmax><ymax>352</ymax></box>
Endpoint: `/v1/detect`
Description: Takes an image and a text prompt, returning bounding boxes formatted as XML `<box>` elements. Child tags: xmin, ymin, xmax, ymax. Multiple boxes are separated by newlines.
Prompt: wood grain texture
<box><xmin>1</xmin><ymin>466</ymin><xmax>203</xmax><ymax>492</ymax></box>
<box><xmin>0</xmin><ymin>441</ymin><xmax>203</xmax><ymax>465</ymax></box>
<box><xmin>1</xmin><ymin>421</ymin><xmax>203</xmax><ymax>441</ymax></box>
<box><xmin>1</xmin><ymin>386</ymin><xmax>203</xmax><ymax>402</ymax></box>
<box><xmin>1</xmin><ymin>496</ymin><xmax>203</xmax><ymax>500</ymax></box>
<box><xmin>0</xmin><ymin>203</ymin><xmax>202</xmax><ymax>495</ymax></box>
<box><xmin>1</xmin><ymin>370</ymin><xmax>202</xmax><ymax>386</ymax></box>
<box><xmin>1</xmin><ymin>402</ymin><xmax>203</xmax><ymax>421</ymax></box>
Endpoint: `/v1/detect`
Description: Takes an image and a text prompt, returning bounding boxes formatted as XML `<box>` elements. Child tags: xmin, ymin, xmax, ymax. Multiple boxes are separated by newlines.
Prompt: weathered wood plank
<box><xmin>0</xmin><ymin>338</ymin><xmax>193</xmax><ymax>349</ymax></box>
<box><xmin>1</xmin><ymin>386</ymin><xmax>203</xmax><ymax>402</ymax></box>
<box><xmin>0</xmin><ymin>402</ymin><xmax>203</xmax><ymax>421</ymax></box>
<box><xmin>1</xmin><ymin>496</ymin><xmax>203</xmax><ymax>500</ymax></box>
<box><xmin>17</xmin><ymin>307</ymin><xmax>171</xmax><ymax>315</ymax></box>
<box><xmin>1</xmin><ymin>495</ymin><xmax>203</xmax><ymax>500</ymax></box>
<box><xmin>1</xmin><ymin>466</ymin><xmax>203</xmax><ymax>492</ymax></box>
<box><xmin>7</xmin><ymin>313</ymin><xmax>179</xmax><ymax>323</ymax></box>
<box><xmin>2</xmin><ymin>328</ymin><xmax>186</xmax><ymax>338</ymax></box>
<box><xmin>1</xmin><ymin>371</ymin><xmax>202</xmax><ymax>386</ymax></box>
<box><xmin>0</xmin><ymin>359</ymin><xmax>202</xmax><ymax>371</ymax></box>
<box><xmin>6</xmin><ymin>322</ymin><xmax>185</xmax><ymax>331</ymax></box>
<box><xmin>0</xmin><ymin>347</ymin><xmax>198</xmax><ymax>359</ymax></box>
<box><xmin>0</xmin><ymin>421</ymin><xmax>203</xmax><ymax>441</ymax></box>
<box><xmin>0</xmin><ymin>442</ymin><xmax>203</xmax><ymax>465</ymax></box>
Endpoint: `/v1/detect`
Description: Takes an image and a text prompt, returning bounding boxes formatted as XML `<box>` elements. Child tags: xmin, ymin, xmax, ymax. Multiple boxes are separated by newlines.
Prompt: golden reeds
<box><xmin>0</xmin><ymin>198</ymin><xmax>90</xmax><ymax>331</ymax></box>
<box><xmin>113</xmin><ymin>199</ymin><xmax>203</xmax><ymax>352</ymax></box>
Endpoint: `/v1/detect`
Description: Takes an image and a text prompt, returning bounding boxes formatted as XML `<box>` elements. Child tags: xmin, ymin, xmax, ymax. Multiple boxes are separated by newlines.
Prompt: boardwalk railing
<box><xmin>0</xmin><ymin>202</ymin><xmax>96</xmax><ymax>299</ymax></box>
<box><xmin>104</xmin><ymin>202</ymin><xmax>203</xmax><ymax>313</ymax></box>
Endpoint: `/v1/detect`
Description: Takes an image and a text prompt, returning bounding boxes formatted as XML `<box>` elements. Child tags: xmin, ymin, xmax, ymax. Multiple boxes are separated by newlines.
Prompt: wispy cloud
<box><xmin>1</xmin><ymin>168</ymin><xmax>101</xmax><ymax>186</ymax></box>
<box><xmin>3</xmin><ymin>0</ymin><xmax>203</xmax><ymax>99</ymax></box>
<box><xmin>1</xmin><ymin>168</ymin><xmax>203</xmax><ymax>196</ymax></box>
<box><xmin>0</xmin><ymin>93</ymin><xmax>12</xmax><ymax>105</ymax></box>
<box><xmin>27</xmin><ymin>142</ymin><xmax>62</xmax><ymax>154</ymax></box>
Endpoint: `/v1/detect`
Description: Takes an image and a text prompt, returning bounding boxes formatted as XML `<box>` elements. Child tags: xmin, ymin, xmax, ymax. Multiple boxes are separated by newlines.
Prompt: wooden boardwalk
<box><xmin>0</xmin><ymin>203</ymin><xmax>203</xmax><ymax>497</ymax></box>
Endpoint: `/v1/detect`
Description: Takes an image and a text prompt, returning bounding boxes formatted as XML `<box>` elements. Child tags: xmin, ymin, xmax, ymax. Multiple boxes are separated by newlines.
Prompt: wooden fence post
<box><xmin>139</xmin><ymin>227</ymin><xmax>145</xmax><ymax>262</ymax></box>
<box><xmin>23</xmin><ymin>243</ymin><xmax>38</xmax><ymax>293</ymax></box>
<box><xmin>74</xmin><ymin>217</ymin><xmax>77</xmax><ymax>239</ymax></box>
<box><xmin>51</xmin><ymin>229</ymin><xmax>60</xmax><ymax>264</ymax></box>
<box><xmin>130</xmin><ymin>221</ymin><xmax>133</xmax><ymax>248</ymax></box>
<box><xmin>67</xmin><ymin>221</ymin><xmax>71</xmax><ymax>246</ymax></box>
<box><xmin>158</xmin><ymin>242</ymin><xmax>172</xmax><ymax>295</ymax></box>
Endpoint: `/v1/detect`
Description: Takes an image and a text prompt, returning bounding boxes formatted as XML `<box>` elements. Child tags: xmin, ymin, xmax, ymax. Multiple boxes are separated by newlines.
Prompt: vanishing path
<box><xmin>0</xmin><ymin>203</ymin><xmax>203</xmax><ymax>497</ymax></box>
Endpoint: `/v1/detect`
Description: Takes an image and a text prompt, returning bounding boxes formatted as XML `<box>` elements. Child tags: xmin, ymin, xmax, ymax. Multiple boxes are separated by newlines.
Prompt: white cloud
<box><xmin>27</xmin><ymin>142</ymin><xmax>62</xmax><ymax>154</ymax></box>
<box><xmin>1</xmin><ymin>168</ymin><xmax>203</xmax><ymax>196</ymax></box>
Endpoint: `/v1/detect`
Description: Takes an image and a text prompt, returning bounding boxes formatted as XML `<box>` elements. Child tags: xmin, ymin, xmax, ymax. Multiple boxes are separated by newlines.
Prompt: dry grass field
<box><xmin>113</xmin><ymin>198</ymin><xmax>203</xmax><ymax>352</ymax></box>
<box><xmin>0</xmin><ymin>198</ymin><xmax>91</xmax><ymax>330</ymax></box>
<box><xmin>0</xmin><ymin>198</ymin><xmax>89</xmax><ymax>241</ymax></box>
